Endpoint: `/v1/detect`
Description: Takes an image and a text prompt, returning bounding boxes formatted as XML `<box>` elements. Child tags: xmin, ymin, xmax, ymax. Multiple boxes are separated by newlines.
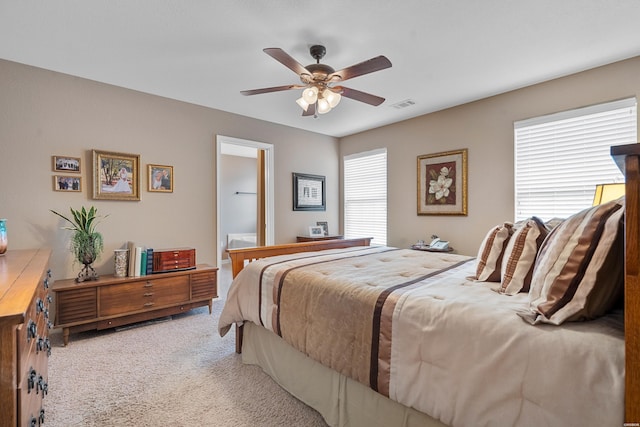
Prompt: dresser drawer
<box><xmin>191</xmin><ymin>270</ymin><xmax>218</xmax><ymax>300</ymax></box>
<box><xmin>99</xmin><ymin>276</ymin><xmax>190</xmax><ymax>316</ymax></box>
<box><xmin>56</xmin><ymin>287</ymin><xmax>98</xmax><ymax>325</ymax></box>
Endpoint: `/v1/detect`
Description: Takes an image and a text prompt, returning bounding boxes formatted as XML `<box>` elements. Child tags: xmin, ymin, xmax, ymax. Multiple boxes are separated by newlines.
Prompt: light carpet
<box><xmin>45</xmin><ymin>292</ymin><xmax>328</xmax><ymax>426</ymax></box>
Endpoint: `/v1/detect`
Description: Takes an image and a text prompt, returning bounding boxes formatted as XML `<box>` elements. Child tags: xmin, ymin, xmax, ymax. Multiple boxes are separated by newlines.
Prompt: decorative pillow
<box><xmin>522</xmin><ymin>197</ymin><xmax>625</xmax><ymax>325</ymax></box>
<box><xmin>474</xmin><ymin>222</ymin><xmax>514</xmax><ymax>282</ymax></box>
<box><xmin>498</xmin><ymin>217</ymin><xmax>549</xmax><ymax>295</ymax></box>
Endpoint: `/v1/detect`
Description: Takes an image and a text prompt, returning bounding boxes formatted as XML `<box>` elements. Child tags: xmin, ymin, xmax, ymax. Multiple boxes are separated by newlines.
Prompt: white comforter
<box><xmin>219</xmin><ymin>246</ymin><xmax>624</xmax><ymax>427</ymax></box>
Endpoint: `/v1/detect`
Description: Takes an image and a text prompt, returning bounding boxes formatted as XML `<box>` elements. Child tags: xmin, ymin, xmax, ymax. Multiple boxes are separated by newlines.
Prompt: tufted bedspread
<box><xmin>218</xmin><ymin>245</ymin><xmax>624</xmax><ymax>427</ymax></box>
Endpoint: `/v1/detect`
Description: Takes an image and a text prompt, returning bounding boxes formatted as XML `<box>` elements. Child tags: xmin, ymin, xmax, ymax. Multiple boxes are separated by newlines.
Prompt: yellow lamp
<box><xmin>592</xmin><ymin>183</ymin><xmax>625</xmax><ymax>206</ymax></box>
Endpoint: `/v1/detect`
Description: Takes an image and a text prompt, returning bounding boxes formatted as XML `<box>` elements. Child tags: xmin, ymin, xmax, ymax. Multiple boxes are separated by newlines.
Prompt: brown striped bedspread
<box><xmin>219</xmin><ymin>246</ymin><xmax>624</xmax><ymax>427</ymax></box>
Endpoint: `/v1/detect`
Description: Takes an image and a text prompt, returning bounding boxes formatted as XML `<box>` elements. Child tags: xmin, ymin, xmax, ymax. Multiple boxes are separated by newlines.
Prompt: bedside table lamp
<box><xmin>592</xmin><ymin>183</ymin><xmax>625</xmax><ymax>206</ymax></box>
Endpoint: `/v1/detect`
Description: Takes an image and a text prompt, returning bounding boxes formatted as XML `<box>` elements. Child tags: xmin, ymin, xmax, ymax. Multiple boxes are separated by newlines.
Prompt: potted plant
<box><xmin>51</xmin><ymin>206</ymin><xmax>107</xmax><ymax>282</ymax></box>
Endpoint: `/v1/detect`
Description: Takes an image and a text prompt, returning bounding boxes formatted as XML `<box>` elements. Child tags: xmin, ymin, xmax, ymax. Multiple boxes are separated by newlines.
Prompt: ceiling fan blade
<box><xmin>329</xmin><ymin>56</ymin><xmax>392</xmax><ymax>82</ymax></box>
<box><xmin>334</xmin><ymin>86</ymin><xmax>386</xmax><ymax>106</ymax></box>
<box><xmin>264</xmin><ymin>48</ymin><xmax>311</xmax><ymax>76</ymax></box>
<box><xmin>302</xmin><ymin>102</ymin><xmax>316</xmax><ymax>117</ymax></box>
<box><xmin>240</xmin><ymin>84</ymin><xmax>303</xmax><ymax>96</ymax></box>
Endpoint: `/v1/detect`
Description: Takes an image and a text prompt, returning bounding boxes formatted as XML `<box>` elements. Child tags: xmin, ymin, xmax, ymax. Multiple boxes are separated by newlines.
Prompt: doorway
<box><xmin>216</xmin><ymin>135</ymin><xmax>274</xmax><ymax>267</ymax></box>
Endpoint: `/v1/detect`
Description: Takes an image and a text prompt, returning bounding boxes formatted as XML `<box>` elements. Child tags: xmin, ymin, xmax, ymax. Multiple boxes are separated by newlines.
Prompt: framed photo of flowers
<box><xmin>417</xmin><ymin>148</ymin><xmax>468</xmax><ymax>215</ymax></box>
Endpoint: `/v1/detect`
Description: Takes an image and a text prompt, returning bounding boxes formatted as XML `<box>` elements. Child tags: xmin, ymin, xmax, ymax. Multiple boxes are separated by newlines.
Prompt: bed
<box><xmin>219</xmin><ymin>143</ymin><xmax>639</xmax><ymax>426</ymax></box>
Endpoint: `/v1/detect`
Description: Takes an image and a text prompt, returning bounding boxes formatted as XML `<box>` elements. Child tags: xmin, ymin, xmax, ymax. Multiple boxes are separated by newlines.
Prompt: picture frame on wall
<box><xmin>92</xmin><ymin>149</ymin><xmax>140</xmax><ymax>201</ymax></box>
<box><xmin>417</xmin><ymin>148</ymin><xmax>468</xmax><ymax>215</ymax></box>
<box><xmin>148</xmin><ymin>164</ymin><xmax>173</xmax><ymax>193</ymax></box>
<box><xmin>293</xmin><ymin>172</ymin><xmax>326</xmax><ymax>211</ymax></box>
<box><xmin>52</xmin><ymin>155</ymin><xmax>81</xmax><ymax>173</ymax></box>
<box><xmin>53</xmin><ymin>175</ymin><xmax>81</xmax><ymax>192</ymax></box>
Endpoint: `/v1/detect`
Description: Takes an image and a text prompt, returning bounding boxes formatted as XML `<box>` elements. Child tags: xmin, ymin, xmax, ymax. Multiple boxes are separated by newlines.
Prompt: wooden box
<box><xmin>152</xmin><ymin>247</ymin><xmax>196</xmax><ymax>273</ymax></box>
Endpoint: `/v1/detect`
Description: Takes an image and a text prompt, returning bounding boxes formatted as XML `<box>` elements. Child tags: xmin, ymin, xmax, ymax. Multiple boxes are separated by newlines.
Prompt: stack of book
<box><xmin>126</xmin><ymin>241</ymin><xmax>154</xmax><ymax>277</ymax></box>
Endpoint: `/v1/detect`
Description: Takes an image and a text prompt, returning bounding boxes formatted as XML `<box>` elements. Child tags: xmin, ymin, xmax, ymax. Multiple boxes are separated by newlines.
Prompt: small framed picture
<box><xmin>52</xmin><ymin>155</ymin><xmax>81</xmax><ymax>173</ymax></box>
<box><xmin>316</xmin><ymin>221</ymin><xmax>329</xmax><ymax>236</ymax></box>
<box><xmin>309</xmin><ymin>226</ymin><xmax>324</xmax><ymax>237</ymax></box>
<box><xmin>148</xmin><ymin>164</ymin><xmax>173</xmax><ymax>193</ymax></box>
<box><xmin>92</xmin><ymin>150</ymin><xmax>140</xmax><ymax>201</ymax></box>
<box><xmin>53</xmin><ymin>175</ymin><xmax>82</xmax><ymax>192</ymax></box>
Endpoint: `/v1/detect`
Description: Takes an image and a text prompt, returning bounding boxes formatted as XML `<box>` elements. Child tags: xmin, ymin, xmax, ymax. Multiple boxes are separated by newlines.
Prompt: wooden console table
<box><xmin>51</xmin><ymin>264</ymin><xmax>217</xmax><ymax>345</ymax></box>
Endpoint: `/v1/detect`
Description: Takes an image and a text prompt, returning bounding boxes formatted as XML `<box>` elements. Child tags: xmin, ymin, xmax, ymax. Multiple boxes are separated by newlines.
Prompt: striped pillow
<box><xmin>523</xmin><ymin>197</ymin><xmax>625</xmax><ymax>325</ymax></box>
<box><xmin>498</xmin><ymin>217</ymin><xmax>549</xmax><ymax>295</ymax></box>
<box><xmin>474</xmin><ymin>223</ymin><xmax>513</xmax><ymax>282</ymax></box>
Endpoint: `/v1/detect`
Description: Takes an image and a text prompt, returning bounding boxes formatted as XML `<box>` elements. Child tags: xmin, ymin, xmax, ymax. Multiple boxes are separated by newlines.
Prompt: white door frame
<box><xmin>216</xmin><ymin>135</ymin><xmax>275</xmax><ymax>266</ymax></box>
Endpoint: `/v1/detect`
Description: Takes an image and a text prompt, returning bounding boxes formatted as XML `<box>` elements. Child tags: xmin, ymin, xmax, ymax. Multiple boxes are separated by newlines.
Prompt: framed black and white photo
<box><xmin>293</xmin><ymin>172</ymin><xmax>326</xmax><ymax>211</ymax></box>
<box><xmin>309</xmin><ymin>226</ymin><xmax>324</xmax><ymax>237</ymax></box>
<box><xmin>52</xmin><ymin>155</ymin><xmax>81</xmax><ymax>173</ymax></box>
<box><xmin>316</xmin><ymin>221</ymin><xmax>329</xmax><ymax>236</ymax></box>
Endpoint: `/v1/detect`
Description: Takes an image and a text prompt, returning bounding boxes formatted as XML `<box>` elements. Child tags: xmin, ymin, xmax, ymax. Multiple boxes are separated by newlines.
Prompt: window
<box><xmin>514</xmin><ymin>98</ymin><xmax>636</xmax><ymax>221</ymax></box>
<box><xmin>344</xmin><ymin>148</ymin><xmax>387</xmax><ymax>245</ymax></box>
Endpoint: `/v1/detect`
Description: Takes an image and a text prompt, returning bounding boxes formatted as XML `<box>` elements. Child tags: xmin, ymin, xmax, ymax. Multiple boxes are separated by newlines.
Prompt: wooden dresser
<box><xmin>51</xmin><ymin>264</ymin><xmax>217</xmax><ymax>345</ymax></box>
<box><xmin>0</xmin><ymin>249</ymin><xmax>53</xmax><ymax>427</ymax></box>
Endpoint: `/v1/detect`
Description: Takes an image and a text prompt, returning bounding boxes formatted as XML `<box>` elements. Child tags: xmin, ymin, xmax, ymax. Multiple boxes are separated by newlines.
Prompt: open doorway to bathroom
<box><xmin>216</xmin><ymin>135</ymin><xmax>274</xmax><ymax>267</ymax></box>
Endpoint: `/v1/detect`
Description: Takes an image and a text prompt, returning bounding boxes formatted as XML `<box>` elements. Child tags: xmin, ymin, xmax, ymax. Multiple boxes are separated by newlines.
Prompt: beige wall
<box><xmin>0</xmin><ymin>59</ymin><xmax>339</xmax><ymax>279</ymax></box>
<box><xmin>340</xmin><ymin>56</ymin><xmax>640</xmax><ymax>256</ymax></box>
<box><xmin>2</xmin><ymin>56</ymin><xmax>639</xmax><ymax>279</ymax></box>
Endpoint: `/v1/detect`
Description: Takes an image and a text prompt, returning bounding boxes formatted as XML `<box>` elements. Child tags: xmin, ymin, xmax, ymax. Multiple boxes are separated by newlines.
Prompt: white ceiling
<box><xmin>1</xmin><ymin>1</ymin><xmax>639</xmax><ymax>138</ymax></box>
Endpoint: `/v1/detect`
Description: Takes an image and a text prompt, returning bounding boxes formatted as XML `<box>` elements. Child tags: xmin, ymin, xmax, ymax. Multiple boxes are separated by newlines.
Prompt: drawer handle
<box><xmin>143</xmin><ymin>302</ymin><xmax>154</xmax><ymax>307</ymax></box>
<box><xmin>143</xmin><ymin>292</ymin><xmax>154</xmax><ymax>297</ymax></box>
<box><xmin>27</xmin><ymin>320</ymin><xmax>37</xmax><ymax>341</ymax></box>
<box><xmin>28</xmin><ymin>368</ymin><xmax>36</xmax><ymax>393</ymax></box>
<box><xmin>144</xmin><ymin>282</ymin><xmax>153</xmax><ymax>287</ymax></box>
<box><xmin>36</xmin><ymin>298</ymin><xmax>44</xmax><ymax>313</ymax></box>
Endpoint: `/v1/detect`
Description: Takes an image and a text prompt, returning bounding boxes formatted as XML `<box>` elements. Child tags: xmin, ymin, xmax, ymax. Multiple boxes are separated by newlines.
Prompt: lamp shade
<box><xmin>592</xmin><ymin>183</ymin><xmax>625</xmax><ymax>206</ymax></box>
<box><xmin>317</xmin><ymin>98</ymin><xmax>331</xmax><ymax>114</ymax></box>
<box><xmin>296</xmin><ymin>97</ymin><xmax>310</xmax><ymax>111</ymax></box>
<box><xmin>302</xmin><ymin>86</ymin><xmax>318</xmax><ymax>104</ymax></box>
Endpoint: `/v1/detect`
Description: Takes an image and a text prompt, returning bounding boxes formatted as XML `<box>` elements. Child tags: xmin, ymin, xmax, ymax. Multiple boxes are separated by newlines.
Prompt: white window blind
<box><xmin>514</xmin><ymin>98</ymin><xmax>636</xmax><ymax>221</ymax></box>
<box><xmin>344</xmin><ymin>148</ymin><xmax>387</xmax><ymax>245</ymax></box>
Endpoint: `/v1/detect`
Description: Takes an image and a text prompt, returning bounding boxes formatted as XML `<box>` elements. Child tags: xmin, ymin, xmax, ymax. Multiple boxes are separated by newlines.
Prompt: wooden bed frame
<box><xmin>226</xmin><ymin>143</ymin><xmax>639</xmax><ymax>424</ymax></box>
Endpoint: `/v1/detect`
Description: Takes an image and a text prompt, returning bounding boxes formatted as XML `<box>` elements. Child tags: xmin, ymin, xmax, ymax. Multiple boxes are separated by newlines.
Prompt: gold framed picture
<box><xmin>417</xmin><ymin>148</ymin><xmax>468</xmax><ymax>215</ymax></box>
<box><xmin>53</xmin><ymin>175</ymin><xmax>82</xmax><ymax>192</ymax></box>
<box><xmin>148</xmin><ymin>164</ymin><xmax>173</xmax><ymax>193</ymax></box>
<box><xmin>92</xmin><ymin>150</ymin><xmax>140</xmax><ymax>201</ymax></box>
<box><xmin>52</xmin><ymin>155</ymin><xmax>81</xmax><ymax>173</ymax></box>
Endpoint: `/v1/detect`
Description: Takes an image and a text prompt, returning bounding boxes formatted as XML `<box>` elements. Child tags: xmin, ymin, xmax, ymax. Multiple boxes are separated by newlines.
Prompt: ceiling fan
<box><xmin>240</xmin><ymin>45</ymin><xmax>392</xmax><ymax>116</ymax></box>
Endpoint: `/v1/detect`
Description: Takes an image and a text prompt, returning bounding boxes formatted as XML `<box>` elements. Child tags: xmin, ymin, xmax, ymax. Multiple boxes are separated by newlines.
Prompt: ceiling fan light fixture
<box><xmin>323</xmin><ymin>88</ymin><xmax>341</xmax><ymax>108</ymax></box>
<box><xmin>302</xmin><ymin>86</ymin><xmax>318</xmax><ymax>104</ymax></box>
<box><xmin>296</xmin><ymin>97</ymin><xmax>310</xmax><ymax>111</ymax></box>
<box><xmin>317</xmin><ymin>98</ymin><xmax>331</xmax><ymax>114</ymax></box>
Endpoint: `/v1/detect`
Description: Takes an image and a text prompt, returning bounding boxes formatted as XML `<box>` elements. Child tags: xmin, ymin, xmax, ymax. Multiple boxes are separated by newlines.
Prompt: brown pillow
<box><xmin>498</xmin><ymin>217</ymin><xmax>549</xmax><ymax>295</ymax></box>
<box><xmin>522</xmin><ymin>197</ymin><xmax>624</xmax><ymax>325</ymax></box>
<box><xmin>474</xmin><ymin>222</ymin><xmax>514</xmax><ymax>282</ymax></box>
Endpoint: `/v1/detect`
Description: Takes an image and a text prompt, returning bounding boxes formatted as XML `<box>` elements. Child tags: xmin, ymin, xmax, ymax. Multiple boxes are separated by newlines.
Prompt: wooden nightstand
<box><xmin>297</xmin><ymin>235</ymin><xmax>344</xmax><ymax>242</ymax></box>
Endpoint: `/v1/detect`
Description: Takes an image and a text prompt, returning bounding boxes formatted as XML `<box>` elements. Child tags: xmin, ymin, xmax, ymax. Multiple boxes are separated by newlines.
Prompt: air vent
<box><xmin>390</xmin><ymin>99</ymin><xmax>416</xmax><ymax>109</ymax></box>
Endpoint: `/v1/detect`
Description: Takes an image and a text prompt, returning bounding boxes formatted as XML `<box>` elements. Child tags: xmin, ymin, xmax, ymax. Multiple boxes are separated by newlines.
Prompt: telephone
<box><xmin>428</xmin><ymin>237</ymin><xmax>450</xmax><ymax>251</ymax></box>
<box><xmin>413</xmin><ymin>236</ymin><xmax>451</xmax><ymax>251</ymax></box>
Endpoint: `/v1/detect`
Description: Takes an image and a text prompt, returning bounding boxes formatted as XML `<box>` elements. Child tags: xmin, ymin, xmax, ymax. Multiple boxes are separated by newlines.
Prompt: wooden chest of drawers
<box><xmin>0</xmin><ymin>249</ymin><xmax>52</xmax><ymax>427</ymax></box>
<box><xmin>152</xmin><ymin>247</ymin><xmax>195</xmax><ymax>273</ymax></box>
<box><xmin>51</xmin><ymin>264</ymin><xmax>217</xmax><ymax>345</ymax></box>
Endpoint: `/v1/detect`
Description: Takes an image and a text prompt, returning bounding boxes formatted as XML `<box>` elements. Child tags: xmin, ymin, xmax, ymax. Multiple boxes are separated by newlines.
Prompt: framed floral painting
<box><xmin>417</xmin><ymin>149</ymin><xmax>468</xmax><ymax>215</ymax></box>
